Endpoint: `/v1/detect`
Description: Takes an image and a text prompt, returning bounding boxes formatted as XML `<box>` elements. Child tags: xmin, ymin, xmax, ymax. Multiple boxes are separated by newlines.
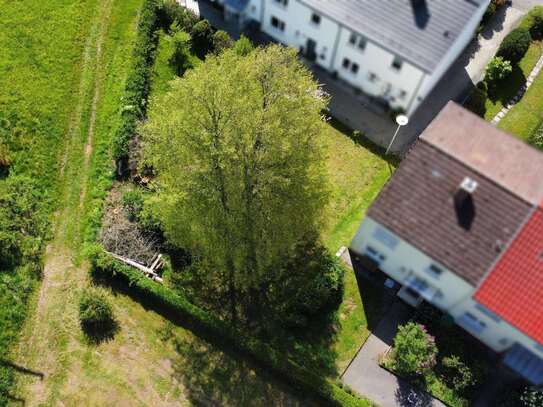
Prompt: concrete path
<box><xmin>342</xmin><ymin>301</ymin><xmax>446</xmax><ymax>407</ymax></box>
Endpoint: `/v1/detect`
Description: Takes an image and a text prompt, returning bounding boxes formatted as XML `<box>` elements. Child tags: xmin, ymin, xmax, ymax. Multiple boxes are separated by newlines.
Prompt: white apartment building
<box><xmin>219</xmin><ymin>0</ymin><xmax>489</xmax><ymax>115</ymax></box>
<box><xmin>349</xmin><ymin>103</ymin><xmax>543</xmax><ymax>385</ymax></box>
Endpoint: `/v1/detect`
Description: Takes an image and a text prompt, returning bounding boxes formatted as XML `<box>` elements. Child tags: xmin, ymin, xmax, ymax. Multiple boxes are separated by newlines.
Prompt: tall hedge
<box><xmin>89</xmin><ymin>247</ymin><xmax>373</xmax><ymax>407</ymax></box>
<box><xmin>497</xmin><ymin>27</ymin><xmax>531</xmax><ymax>64</ymax></box>
<box><xmin>113</xmin><ymin>0</ymin><xmax>159</xmax><ymax>175</ymax></box>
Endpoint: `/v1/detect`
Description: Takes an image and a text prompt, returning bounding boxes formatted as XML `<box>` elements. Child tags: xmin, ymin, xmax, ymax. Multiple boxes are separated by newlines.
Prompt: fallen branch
<box><xmin>105</xmin><ymin>251</ymin><xmax>163</xmax><ymax>283</ymax></box>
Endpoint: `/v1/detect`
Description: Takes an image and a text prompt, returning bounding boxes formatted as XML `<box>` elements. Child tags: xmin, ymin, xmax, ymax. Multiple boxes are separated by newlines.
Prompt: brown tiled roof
<box><xmin>421</xmin><ymin>102</ymin><xmax>543</xmax><ymax>206</ymax></box>
<box><xmin>367</xmin><ymin>141</ymin><xmax>532</xmax><ymax>286</ymax></box>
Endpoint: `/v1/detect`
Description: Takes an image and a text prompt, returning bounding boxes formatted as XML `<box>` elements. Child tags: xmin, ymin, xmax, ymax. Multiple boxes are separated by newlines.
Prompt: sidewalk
<box><xmin>342</xmin><ymin>301</ymin><xmax>446</xmax><ymax>407</ymax></box>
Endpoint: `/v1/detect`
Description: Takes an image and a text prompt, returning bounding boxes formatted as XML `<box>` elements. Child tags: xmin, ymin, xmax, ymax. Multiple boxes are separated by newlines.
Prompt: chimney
<box><xmin>454</xmin><ymin>177</ymin><xmax>477</xmax><ymax>230</ymax></box>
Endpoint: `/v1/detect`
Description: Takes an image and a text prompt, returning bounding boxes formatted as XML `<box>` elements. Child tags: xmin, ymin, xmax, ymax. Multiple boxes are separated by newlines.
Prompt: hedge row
<box><xmin>89</xmin><ymin>246</ymin><xmax>373</xmax><ymax>407</ymax></box>
<box><xmin>112</xmin><ymin>0</ymin><xmax>159</xmax><ymax>174</ymax></box>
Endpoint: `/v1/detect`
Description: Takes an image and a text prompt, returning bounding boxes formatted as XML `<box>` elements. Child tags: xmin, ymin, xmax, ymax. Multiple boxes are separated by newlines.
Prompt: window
<box><xmin>349</xmin><ymin>33</ymin><xmax>357</xmax><ymax>45</ymax></box>
<box><xmin>311</xmin><ymin>13</ymin><xmax>321</xmax><ymax>25</ymax></box>
<box><xmin>475</xmin><ymin>303</ymin><xmax>502</xmax><ymax>322</ymax></box>
<box><xmin>399</xmin><ymin>90</ymin><xmax>407</xmax><ymax>100</ymax></box>
<box><xmin>270</xmin><ymin>16</ymin><xmax>285</xmax><ymax>32</ymax></box>
<box><xmin>457</xmin><ymin>312</ymin><xmax>486</xmax><ymax>334</ymax></box>
<box><xmin>373</xmin><ymin>226</ymin><xmax>399</xmax><ymax>249</ymax></box>
<box><xmin>365</xmin><ymin>246</ymin><xmax>386</xmax><ymax>263</ymax></box>
<box><xmin>342</xmin><ymin>58</ymin><xmax>351</xmax><ymax>69</ymax></box>
<box><xmin>348</xmin><ymin>33</ymin><xmax>367</xmax><ymax>52</ymax></box>
<box><xmin>499</xmin><ymin>338</ymin><xmax>509</xmax><ymax>346</ymax></box>
<box><xmin>391</xmin><ymin>56</ymin><xmax>403</xmax><ymax>71</ymax></box>
<box><xmin>273</xmin><ymin>0</ymin><xmax>288</xmax><ymax>6</ymax></box>
<box><xmin>351</xmin><ymin>63</ymin><xmax>359</xmax><ymax>74</ymax></box>
<box><xmin>426</xmin><ymin>264</ymin><xmax>443</xmax><ymax>278</ymax></box>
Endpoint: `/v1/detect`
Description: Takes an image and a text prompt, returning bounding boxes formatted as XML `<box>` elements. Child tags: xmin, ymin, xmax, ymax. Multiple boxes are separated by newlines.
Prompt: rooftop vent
<box><xmin>454</xmin><ymin>177</ymin><xmax>477</xmax><ymax>230</ymax></box>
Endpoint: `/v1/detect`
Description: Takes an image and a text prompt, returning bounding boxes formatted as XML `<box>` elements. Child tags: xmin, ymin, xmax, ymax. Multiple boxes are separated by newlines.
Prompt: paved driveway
<box><xmin>342</xmin><ymin>301</ymin><xmax>446</xmax><ymax>407</ymax></box>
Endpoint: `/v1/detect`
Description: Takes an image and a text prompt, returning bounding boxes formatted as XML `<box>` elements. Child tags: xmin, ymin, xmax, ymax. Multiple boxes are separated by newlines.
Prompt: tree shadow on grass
<box><xmin>81</xmin><ymin>317</ymin><xmax>120</xmax><ymax>345</ymax></box>
<box><xmin>487</xmin><ymin>65</ymin><xmax>527</xmax><ymax>107</ymax></box>
<box><xmin>171</xmin><ymin>335</ymin><xmax>316</xmax><ymax>407</ymax></box>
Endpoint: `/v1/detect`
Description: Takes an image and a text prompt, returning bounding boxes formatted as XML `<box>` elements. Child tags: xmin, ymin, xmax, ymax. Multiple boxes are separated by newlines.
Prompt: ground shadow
<box><xmin>487</xmin><ymin>65</ymin><xmax>527</xmax><ymax>106</ymax></box>
<box><xmin>480</xmin><ymin>4</ymin><xmax>508</xmax><ymax>41</ymax></box>
<box><xmin>395</xmin><ymin>379</ymin><xmax>434</xmax><ymax>407</ymax></box>
<box><xmin>170</xmin><ymin>334</ymin><xmax>317</xmax><ymax>406</ymax></box>
<box><xmin>0</xmin><ymin>359</ymin><xmax>44</xmax><ymax>379</ymax></box>
<box><xmin>81</xmin><ymin>317</ymin><xmax>120</xmax><ymax>345</ymax></box>
<box><xmin>327</xmin><ymin>116</ymin><xmax>400</xmax><ymax>166</ymax></box>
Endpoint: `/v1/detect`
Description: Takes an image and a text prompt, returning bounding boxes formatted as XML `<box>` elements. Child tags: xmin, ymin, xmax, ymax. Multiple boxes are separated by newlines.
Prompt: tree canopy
<box><xmin>142</xmin><ymin>45</ymin><xmax>329</xmax><ymax>320</ymax></box>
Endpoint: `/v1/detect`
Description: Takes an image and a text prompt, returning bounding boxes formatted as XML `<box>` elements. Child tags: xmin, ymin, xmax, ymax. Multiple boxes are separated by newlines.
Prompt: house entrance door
<box><xmin>306</xmin><ymin>38</ymin><xmax>317</xmax><ymax>61</ymax></box>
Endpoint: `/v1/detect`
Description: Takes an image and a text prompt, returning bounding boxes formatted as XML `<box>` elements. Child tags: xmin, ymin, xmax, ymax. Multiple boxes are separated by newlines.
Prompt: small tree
<box><xmin>485</xmin><ymin>56</ymin><xmax>513</xmax><ymax>83</ymax></box>
<box><xmin>233</xmin><ymin>35</ymin><xmax>254</xmax><ymax>56</ymax></box>
<box><xmin>497</xmin><ymin>27</ymin><xmax>531</xmax><ymax>64</ymax></box>
<box><xmin>169</xmin><ymin>30</ymin><xmax>193</xmax><ymax>76</ymax></box>
<box><xmin>79</xmin><ymin>287</ymin><xmax>117</xmax><ymax>342</ymax></box>
<box><xmin>392</xmin><ymin>322</ymin><xmax>438</xmax><ymax>376</ymax></box>
<box><xmin>212</xmin><ymin>30</ymin><xmax>233</xmax><ymax>54</ymax></box>
<box><xmin>190</xmin><ymin>19</ymin><xmax>214</xmax><ymax>58</ymax></box>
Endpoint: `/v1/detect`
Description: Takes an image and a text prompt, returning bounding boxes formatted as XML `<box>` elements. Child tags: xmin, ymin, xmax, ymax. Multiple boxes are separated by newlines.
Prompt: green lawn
<box><xmin>499</xmin><ymin>45</ymin><xmax>543</xmax><ymax>140</ymax></box>
<box><xmin>484</xmin><ymin>41</ymin><xmax>543</xmax><ymax>121</ymax></box>
<box><xmin>321</xmin><ymin>120</ymin><xmax>392</xmax><ymax>373</ymax></box>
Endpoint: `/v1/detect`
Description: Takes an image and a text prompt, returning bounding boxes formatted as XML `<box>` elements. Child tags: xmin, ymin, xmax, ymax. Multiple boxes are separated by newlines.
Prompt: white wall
<box><xmin>332</xmin><ymin>28</ymin><xmax>426</xmax><ymax>112</ymax></box>
<box><xmin>350</xmin><ymin>216</ymin><xmax>543</xmax><ymax>359</ymax></box>
<box><xmin>350</xmin><ymin>217</ymin><xmax>473</xmax><ymax>310</ymax></box>
<box><xmin>259</xmin><ymin>0</ymin><xmax>340</xmax><ymax>70</ymax></box>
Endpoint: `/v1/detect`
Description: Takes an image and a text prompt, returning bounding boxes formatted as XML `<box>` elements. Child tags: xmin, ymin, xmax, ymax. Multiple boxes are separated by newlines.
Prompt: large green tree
<box><xmin>142</xmin><ymin>45</ymin><xmax>329</xmax><ymax>322</ymax></box>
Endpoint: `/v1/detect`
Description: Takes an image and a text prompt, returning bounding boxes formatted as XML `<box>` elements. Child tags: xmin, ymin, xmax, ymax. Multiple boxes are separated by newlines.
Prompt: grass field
<box><xmin>498</xmin><ymin>44</ymin><xmax>543</xmax><ymax>141</ymax></box>
<box><xmin>6</xmin><ymin>4</ymin><xmax>312</xmax><ymax>405</ymax></box>
<box><xmin>483</xmin><ymin>41</ymin><xmax>543</xmax><ymax>121</ymax></box>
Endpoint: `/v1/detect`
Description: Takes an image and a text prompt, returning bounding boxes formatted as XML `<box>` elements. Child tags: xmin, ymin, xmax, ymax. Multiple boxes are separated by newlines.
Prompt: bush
<box><xmin>122</xmin><ymin>189</ymin><xmax>144</xmax><ymax>221</ymax></box>
<box><xmin>113</xmin><ymin>0</ymin><xmax>159</xmax><ymax>173</ymax></box>
<box><xmin>157</xmin><ymin>0</ymin><xmax>198</xmax><ymax>33</ymax></box>
<box><xmin>212</xmin><ymin>30</ymin><xmax>233</xmax><ymax>54</ymax></box>
<box><xmin>79</xmin><ymin>286</ymin><xmax>118</xmax><ymax>342</ymax></box>
<box><xmin>190</xmin><ymin>20</ymin><xmax>214</xmax><ymax>58</ymax></box>
<box><xmin>440</xmin><ymin>355</ymin><xmax>478</xmax><ymax>394</ymax></box>
<box><xmin>391</xmin><ymin>322</ymin><xmax>438</xmax><ymax>376</ymax></box>
<box><xmin>497</xmin><ymin>27</ymin><xmax>531</xmax><ymax>64</ymax></box>
<box><xmin>169</xmin><ymin>30</ymin><xmax>193</xmax><ymax>75</ymax></box>
<box><xmin>265</xmin><ymin>240</ymin><xmax>344</xmax><ymax>328</ymax></box>
<box><xmin>465</xmin><ymin>83</ymin><xmax>488</xmax><ymax>118</ymax></box>
<box><xmin>519</xmin><ymin>6</ymin><xmax>543</xmax><ymax>40</ymax></box>
<box><xmin>485</xmin><ymin>56</ymin><xmax>513</xmax><ymax>83</ymax></box>
<box><xmin>529</xmin><ymin>121</ymin><xmax>543</xmax><ymax>149</ymax></box>
<box><xmin>498</xmin><ymin>385</ymin><xmax>543</xmax><ymax>407</ymax></box>
<box><xmin>89</xmin><ymin>247</ymin><xmax>370</xmax><ymax>407</ymax></box>
<box><xmin>234</xmin><ymin>35</ymin><xmax>254</xmax><ymax>56</ymax></box>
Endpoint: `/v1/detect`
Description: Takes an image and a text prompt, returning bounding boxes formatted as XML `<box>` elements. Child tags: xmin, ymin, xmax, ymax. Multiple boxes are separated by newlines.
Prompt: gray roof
<box><xmin>300</xmin><ymin>0</ymin><xmax>486</xmax><ymax>72</ymax></box>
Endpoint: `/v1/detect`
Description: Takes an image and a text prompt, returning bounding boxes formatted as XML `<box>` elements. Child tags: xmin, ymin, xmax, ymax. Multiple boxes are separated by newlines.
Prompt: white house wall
<box><xmin>332</xmin><ymin>28</ymin><xmax>426</xmax><ymax>113</ymax></box>
<box><xmin>350</xmin><ymin>217</ymin><xmax>473</xmax><ymax>310</ymax></box>
<box><xmin>351</xmin><ymin>216</ymin><xmax>543</xmax><ymax>358</ymax></box>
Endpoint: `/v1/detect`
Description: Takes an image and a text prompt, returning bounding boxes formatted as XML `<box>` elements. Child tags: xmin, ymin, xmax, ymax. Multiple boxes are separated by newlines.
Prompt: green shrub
<box><xmin>157</xmin><ymin>0</ymin><xmax>198</xmax><ymax>33</ymax></box>
<box><xmin>497</xmin><ymin>27</ymin><xmax>531</xmax><ymax>64</ymax></box>
<box><xmin>464</xmin><ymin>85</ymin><xmax>487</xmax><ymax>118</ymax></box>
<box><xmin>529</xmin><ymin>121</ymin><xmax>543</xmax><ymax>149</ymax></box>
<box><xmin>169</xmin><ymin>30</ymin><xmax>193</xmax><ymax>75</ymax></box>
<box><xmin>113</xmin><ymin>0</ymin><xmax>159</xmax><ymax>172</ymax></box>
<box><xmin>440</xmin><ymin>355</ymin><xmax>477</xmax><ymax>394</ymax></box>
<box><xmin>79</xmin><ymin>286</ymin><xmax>118</xmax><ymax>342</ymax></box>
<box><xmin>485</xmin><ymin>57</ymin><xmax>512</xmax><ymax>83</ymax></box>
<box><xmin>234</xmin><ymin>35</ymin><xmax>254</xmax><ymax>56</ymax></box>
<box><xmin>89</xmin><ymin>246</ymin><xmax>370</xmax><ymax>407</ymax></box>
<box><xmin>520</xmin><ymin>6</ymin><xmax>543</xmax><ymax>40</ymax></box>
<box><xmin>391</xmin><ymin>322</ymin><xmax>438</xmax><ymax>377</ymax></box>
<box><xmin>122</xmin><ymin>189</ymin><xmax>144</xmax><ymax>221</ymax></box>
<box><xmin>212</xmin><ymin>30</ymin><xmax>233</xmax><ymax>54</ymax></box>
<box><xmin>265</xmin><ymin>240</ymin><xmax>344</xmax><ymax>328</ymax></box>
<box><xmin>190</xmin><ymin>20</ymin><xmax>214</xmax><ymax>59</ymax></box>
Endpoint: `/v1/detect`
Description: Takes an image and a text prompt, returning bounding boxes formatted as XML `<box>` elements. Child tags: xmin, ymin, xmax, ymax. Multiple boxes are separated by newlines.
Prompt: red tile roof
<box><xmin>474</xmin><ymin>206</ymin><xmax>543</xmax><ymax>344</ymax></box>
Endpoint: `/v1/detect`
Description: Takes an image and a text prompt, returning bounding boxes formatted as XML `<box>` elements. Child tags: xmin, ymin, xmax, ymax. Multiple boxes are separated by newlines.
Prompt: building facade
<box><xmin>350</xmin><ymin>103</ymin><xmax>543</xmax><ymax>385</ymax></box>
<box><xmin>221</xmin><ymin>0</ymin><xmax>489</xmax><ymax>115</ymax></box>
